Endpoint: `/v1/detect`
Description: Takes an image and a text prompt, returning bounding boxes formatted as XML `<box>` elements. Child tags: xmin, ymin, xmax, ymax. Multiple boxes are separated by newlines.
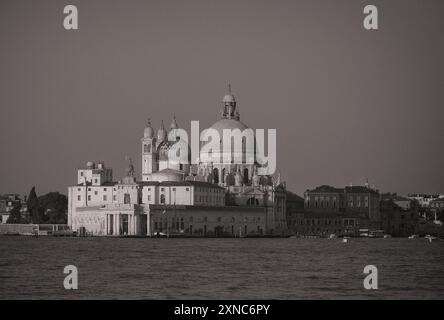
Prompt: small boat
<box><xmin>342</xmin><ymin>237</ymin><xmax>349</xmax><ymax>243</ymax></box>
<box><xmin>408</xmin><ymin>234</ymin><xmax>418</xmax><ymax>239</ymax></box>
<box><xmin>383</xmin><ymin>234</ymin><xmax>392</xmax><ymax>239</ymax></box>
<box><xmin>328</xmin><ymin>234</ymin><xmax>337</xmax><ymax>239</ymax></box>
<box><xmin>425</xmin><ymin>235</ymin><xmax>437</xmax><ymax>243</ymax></box>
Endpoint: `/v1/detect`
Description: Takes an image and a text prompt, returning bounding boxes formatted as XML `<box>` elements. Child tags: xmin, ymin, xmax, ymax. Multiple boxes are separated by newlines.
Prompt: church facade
<box><xmin>67</xmin><ymin>89</ymin><xmax>287</xmax><ymax>236</ymax></box>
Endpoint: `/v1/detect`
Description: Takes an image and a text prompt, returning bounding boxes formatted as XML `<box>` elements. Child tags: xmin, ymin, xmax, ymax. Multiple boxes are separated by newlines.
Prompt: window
<box><xmin>87</xmin><ymin>195</ymin><xmax>91</xmax><ymax>201</ymax></box>
<box><xmin>161</xmin><ymin>188</ymin><xmax>164</xmax><ymax>192</ymax></box>
<box><xmin>80</xmin><ymin>172</ymin><xmax>83</xmax><ymax>176</ymax></box>
<box><xmin>148</xmin><ymin>195</ymin><xmax>151</xmax><ymax>201</ymax></box>
<box><xmin>77</xmin><ymin>195</ymin><xmax>81</xmax><ymax>201</ymax></box>
<box><xmin>113</xmin><ymin>195</ymin><xmax>116</xmax><ymax>201</ymax></box>
<box><xmin>160</xmin><ymin>194</ymin><xmax>165</xmax><ymax>204</ymax></box>
<box><xmin>103</xmin><ymin>195</ymin><xmax>107</xmax><ymax>201</ymax></box>
<box><xmin>94</xmin><ymin>191</ymin><xmax>98</xmax><ymax>195</ymax></box>
<box><xmin>104</xmin><ymin>188</ymin><xmax>107</xmax><ymax>191</ymax></box>
<box><xmin>186</xmin><ymin>188</ymin><xmax>189</xmax><ymax>191</ymax></box>
<box><xmin>124</xmin><ymin>193</ymin><xmax>131</xmax><ymax>204</ymax></box>
<box><xmin>172</xmin><ymin>188</ymin><xmax>176</xmax><ymax>191</ymax></box>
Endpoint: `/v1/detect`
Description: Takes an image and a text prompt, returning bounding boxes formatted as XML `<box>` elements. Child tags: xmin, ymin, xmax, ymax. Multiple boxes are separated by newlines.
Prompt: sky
<box><xmin>0</xmin><ymin>0</ymin><xmax>443</xmax><ymax>197</ymax></box>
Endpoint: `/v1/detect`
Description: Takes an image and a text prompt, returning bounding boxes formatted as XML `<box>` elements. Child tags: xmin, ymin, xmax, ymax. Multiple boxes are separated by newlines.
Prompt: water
<box><xmin>0</xmin><ymin>236</ymin><xmax>443</xmax><ymax>299</ymax></box>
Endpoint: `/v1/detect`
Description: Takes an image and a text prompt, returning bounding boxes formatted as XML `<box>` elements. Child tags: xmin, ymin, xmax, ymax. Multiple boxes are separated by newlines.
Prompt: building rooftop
<box><xmin>307</xmin><ymin>185</ymin><xmax>344</xmax><ymax>193</ymax></box>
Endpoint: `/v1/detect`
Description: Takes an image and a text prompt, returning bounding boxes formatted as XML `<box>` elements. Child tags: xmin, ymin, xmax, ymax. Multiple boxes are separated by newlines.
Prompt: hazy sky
<box><xmin>0</xmin><ymin>0</ymin><xmax>443</xmax><ymax>197</ymax></box>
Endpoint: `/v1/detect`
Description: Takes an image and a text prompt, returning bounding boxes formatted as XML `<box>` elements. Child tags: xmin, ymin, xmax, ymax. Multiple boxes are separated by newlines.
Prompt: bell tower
<box><xmin>141</xmin><ymin>118</ymin><xmax>158</xmax><ymax>181</ymax></box>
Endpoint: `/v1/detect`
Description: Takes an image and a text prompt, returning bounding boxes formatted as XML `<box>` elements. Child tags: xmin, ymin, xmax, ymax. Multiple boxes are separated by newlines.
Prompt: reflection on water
<box><xmin>0</xmin><ymin>237</ymin><xmax>443</xmax><ymax>299</ymax></box>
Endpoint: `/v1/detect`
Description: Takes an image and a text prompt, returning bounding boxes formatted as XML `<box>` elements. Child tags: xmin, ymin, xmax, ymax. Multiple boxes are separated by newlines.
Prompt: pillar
<box><xmin>146</xmin><ymin>213</ymin><xmax>151</xmax><ymax>236</ymax></box>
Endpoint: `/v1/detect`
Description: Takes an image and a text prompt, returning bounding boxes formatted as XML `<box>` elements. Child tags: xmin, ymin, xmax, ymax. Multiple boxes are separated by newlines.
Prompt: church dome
<box><xmin>170</xmin><ymin>116</ymin><xmax>178</xmax><ymax>130</ymax></box>
<box><xmin>150</xmin><ymin>168</ymin><xmax>185</xmax><ymax>182</ymax></box>
<box><xmin>222</xmin><ymin>93</ymin><xmax>236</xmax><ymax>103</ymax></box>
<box><xmin>208</xmin><ymin>118</ymin><xmax>248</xmax><ymax>137</ymax></box>
<box><xmin>144</xmin><ymin>119</ymin><xmax>154</xmax><ymax>138</ymax></box>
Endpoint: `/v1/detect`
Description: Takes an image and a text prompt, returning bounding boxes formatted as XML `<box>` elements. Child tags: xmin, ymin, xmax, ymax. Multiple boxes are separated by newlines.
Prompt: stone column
<box><xmin>146</xmin><ymin>213</ymin><xmax>151</xmax><ymax>237</ymax></box>
<box><xmin>129</xmin><ymin>215</ymin><xmax>133</xmax><ymax>236</ymax></box>
<box><xmin>114</xmin><ymin>214</ymin><xmax>118</xmax><ymax>236</ymax></box>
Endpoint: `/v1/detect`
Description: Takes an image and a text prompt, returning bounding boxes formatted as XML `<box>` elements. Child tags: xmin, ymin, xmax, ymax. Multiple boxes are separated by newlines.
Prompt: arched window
<box><xmin>143</xmin><ymin>144</ymin><xmax>151</xmax><ymax>153</ymax></box>
<box><xmin>213</xmin><ymin>168</ymin><xmax>219</xmax><ymax>184</ymax></box>
<box><xmin>221</xmin><ymin>168</ymin><xmax>226</xmax><ymax>183</ymax></box>
<box><xmin>160</xmin><ymin>194</ymin><xmax>165</xmax><ymax>204</ymax></box>
<box><xmin>247</xmin><ymin>197</ymin><xmax>259</xmax><ymax>206</ymax></box>
<box><xmin>124</xmin><ymin>193</ymin><xmax>131</xmax><ymax>204</ymax></box>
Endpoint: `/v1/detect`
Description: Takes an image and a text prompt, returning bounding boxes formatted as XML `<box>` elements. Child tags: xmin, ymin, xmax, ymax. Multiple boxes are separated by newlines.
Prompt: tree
<box><xmin>35</xmin><ymin>192</ymin><xmax>68</xmax><ymax>224</ymax></box>
<box><xmin>27</xmin><ymin>186</ymin><xmax>38</xmax><ymax>222</ymax></box>
<box><xmin>6</xmin><ymin>203</ymin><xmax>22</xmax><ymax>224</ymax></box>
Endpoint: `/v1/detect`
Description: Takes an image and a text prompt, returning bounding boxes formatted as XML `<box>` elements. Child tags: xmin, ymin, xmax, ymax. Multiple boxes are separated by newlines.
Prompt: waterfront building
<box><xmin>68</xmin><ymin>89</ymin><xmax>288</xmax><ymax>236</ymax></box>
<box><xmin>287</xmin><ymin>182</ymin><xmax>381</xmax><ymax>236</ymax></box>
<box><xmin>0</xmin><ymin>194</ymin><xmax>28</xmax><ymax>224</ymax></box>
<box><xmin>380</xmin><ymin>194</ymin><xmax>418</xmax><ymax>237</ymax></box>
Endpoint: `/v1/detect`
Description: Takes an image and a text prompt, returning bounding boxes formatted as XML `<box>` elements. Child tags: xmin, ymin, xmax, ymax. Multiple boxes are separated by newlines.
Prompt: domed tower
<box><xmin>156</xmin><ymin>120</ymin><xmax>167</xmax><ymax>148</ymax></box>
<box><xmin>141</xmin><ymin>118</ymin><xmax>158</xmax><ymax>181</ymax></box>
<box><xmin>200</xmin><ymin>84</ymin><xmax>255</xmax><ymax>187</ymax></box>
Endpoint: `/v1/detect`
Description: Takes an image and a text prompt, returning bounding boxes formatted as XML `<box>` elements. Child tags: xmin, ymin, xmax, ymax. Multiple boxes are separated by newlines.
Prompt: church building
<box><xmin>67</xmin><ymin>88</ymin><xmax>287</xmax><ymax>237</ymax></box>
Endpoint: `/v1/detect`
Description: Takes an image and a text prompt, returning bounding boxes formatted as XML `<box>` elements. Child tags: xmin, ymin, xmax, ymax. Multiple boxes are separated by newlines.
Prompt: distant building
<box><xmin>0</xmin><ymin>194</ymin><xmax>28</xmax><ymax>224</ymax></box>
<box><xmin>429</xmin><ymin>198</ymin><xmax>444</xmax><ymax>222</ymax></box>
<box><xmin>407</xmin><ymin>194</ymin><xmax>442</xmax><ymax>207</ymax></box>
<box><xmin>287</xmin><ymin>182</ymin><xmax>381</xmax><ymax>236</ymax></box>
<box><xmin>380</xmin><ymin>193</ymin><xmax>418</xmax><ymax>237</ymax></box>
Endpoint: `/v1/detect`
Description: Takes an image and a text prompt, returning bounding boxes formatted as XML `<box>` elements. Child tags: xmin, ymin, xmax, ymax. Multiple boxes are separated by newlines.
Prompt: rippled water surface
<box><xmin>0</xmin><ymin>236</ymin><xmax>443</xmax><ymax>299</ymax></box>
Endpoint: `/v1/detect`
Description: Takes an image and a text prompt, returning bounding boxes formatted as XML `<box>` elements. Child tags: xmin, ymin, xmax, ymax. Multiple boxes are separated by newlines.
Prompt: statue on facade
<box><xmin>252</xmin><ymin>166</ymin><xmax>260</xmax><ymax>187</ymax></box>
<box><xmin>125</xmin><ymin>156</ymin><xmax>135</xmax><ymax>177</ymax></box>
<box><xmin>235</xmin><ymin>166</ymin><xmax>242</xmax><ymax>186</ymax></box>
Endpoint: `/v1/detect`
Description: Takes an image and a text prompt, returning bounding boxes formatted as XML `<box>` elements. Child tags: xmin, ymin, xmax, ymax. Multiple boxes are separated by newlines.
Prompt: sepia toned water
<box><xmin>0</xmin><ymin>236</ymin><xmax>443</xmax><ymax>299</ymax></box>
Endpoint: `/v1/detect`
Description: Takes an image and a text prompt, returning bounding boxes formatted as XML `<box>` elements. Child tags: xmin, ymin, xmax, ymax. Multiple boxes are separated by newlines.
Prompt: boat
<box><xmin>328</xmin><ymin>234</ymin><xmax>337</xmax><ymax>239</ymax></box>
<box><xmin>342</xmin><ymin>237</ymin><xmax>349</xmax><ymax>243</ymax></box>
<box><xmin>425</xmin><ymin>234</ymin><xmax>437</xmax><ymax>243</ymax></box>
<box><xmin>408</xmin><ymin>234</ymin><xmax>418</xmax><ymax>239</ymax></box>
<box><xmin>383</xmin><ymin>234</ymin><xmax>392</xmax><ymax>239</ymax></box>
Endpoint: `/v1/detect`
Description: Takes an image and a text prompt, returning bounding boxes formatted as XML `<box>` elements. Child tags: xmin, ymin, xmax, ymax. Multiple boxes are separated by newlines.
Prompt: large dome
<box><xmin>207</xmin><ymin>118</ymin><xmax>248</xmax><ymax>137</ymax></box>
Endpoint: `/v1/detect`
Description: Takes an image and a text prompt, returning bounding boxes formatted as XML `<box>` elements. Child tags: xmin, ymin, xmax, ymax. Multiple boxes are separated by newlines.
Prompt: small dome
<box><xmin>86</xmin><ymin>161</ymin><xmax>95</xmax><ymax>169</ymax></box>
<box><xmin>144</xmin><ymin>119</ymin><xmax>154</xmax><ymax>138</ymax></box>
<box><xmin>222</xmin><ymin>94</ymin><xmax>236</xmax><ymax>103</ymax></box>
<box><xmin>170</xmin><ymin>116</ymin><xmax>178</xmax><ymax>130</ymax></box>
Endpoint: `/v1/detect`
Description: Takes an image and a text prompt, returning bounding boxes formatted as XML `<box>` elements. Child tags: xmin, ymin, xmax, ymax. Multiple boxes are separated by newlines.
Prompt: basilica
<box><xmin>68</xmin><ymin>88</ymin><xmax>287</xmax><ymax>237</ymax></box>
